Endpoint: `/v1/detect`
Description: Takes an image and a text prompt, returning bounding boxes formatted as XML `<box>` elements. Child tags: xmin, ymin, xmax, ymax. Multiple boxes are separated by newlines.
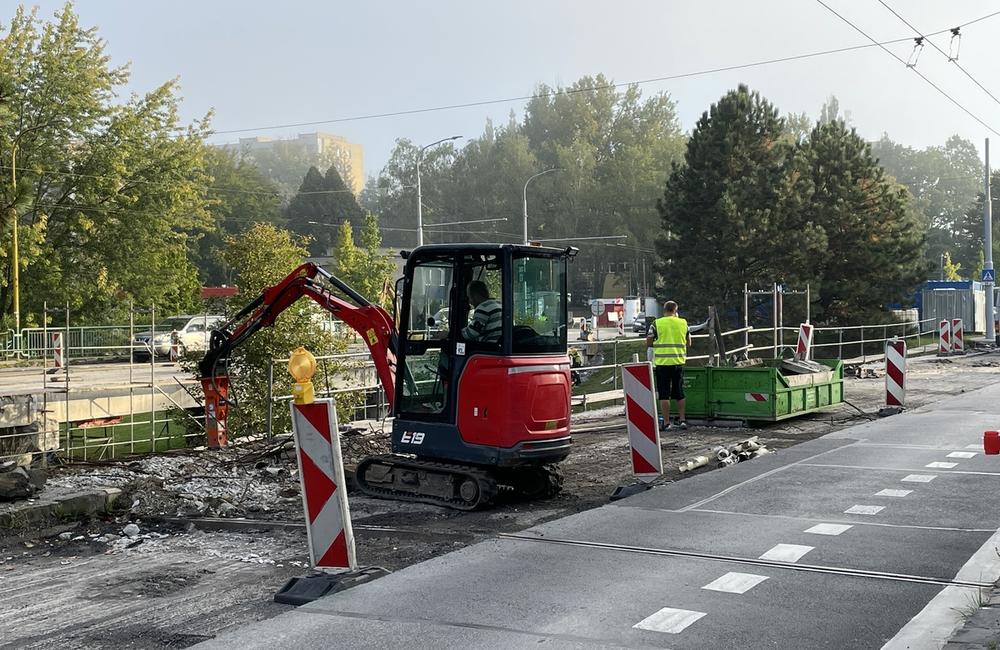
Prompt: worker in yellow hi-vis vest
<box><xmin>646</xmin><ymin>300</ymin><xmax>692</xmax><ymax>430</ymax></box>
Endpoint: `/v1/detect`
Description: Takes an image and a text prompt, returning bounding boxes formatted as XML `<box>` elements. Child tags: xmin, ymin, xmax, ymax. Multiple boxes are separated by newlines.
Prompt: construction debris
<box><xmin>0</xmin><ymin>464</ymin><xmax>46</xmax><ymax>501</ymax></box>
<box><xmin>679</xmin><ymin>437</ymin><xmax>772</xmax><ymax>473</ymax></box>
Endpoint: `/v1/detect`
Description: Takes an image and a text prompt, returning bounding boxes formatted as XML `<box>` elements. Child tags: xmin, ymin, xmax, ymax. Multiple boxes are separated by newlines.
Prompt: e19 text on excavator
<box><xmin>199</xmin><ymin>243</ymin><xmax>578</xmax><ymax>510</ymax></box>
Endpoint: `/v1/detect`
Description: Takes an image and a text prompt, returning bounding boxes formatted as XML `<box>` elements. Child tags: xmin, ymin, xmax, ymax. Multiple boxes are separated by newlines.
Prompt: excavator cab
<box><xmin>356</xmin><ymin>244</ymin><xmax>576</xmax><ymax>507</ymax></box>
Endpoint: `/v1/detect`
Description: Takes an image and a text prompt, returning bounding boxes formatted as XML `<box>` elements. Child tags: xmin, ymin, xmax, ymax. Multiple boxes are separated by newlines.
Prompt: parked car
<box><xmin>632</xmin><ymin>312</ymin><xmax>648</xmax><ymax>333</ymax></box>
<box><xmin>132</xmin><ymin>314</ymin><xmax>224</xmax><ymax>361</ymax></box>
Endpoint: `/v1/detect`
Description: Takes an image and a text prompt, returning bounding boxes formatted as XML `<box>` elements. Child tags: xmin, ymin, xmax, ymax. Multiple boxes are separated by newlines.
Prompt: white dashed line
<box><xmin>805</xmin><ymin>523</ymin><xmax>853</xmax><ymax>536</ymax></box>
<box><xmin>947</xmin><ymin>451</ymin><xmax>977</xmax><ymax>459</ymax></box>
<box><xmin>875</xmin><ymin>489</ymin><xmax>913</xmax><ymax>498</ymax></box>
<box><xmin>902</xmin><ymin>474</ymin><xmax>936</xmax><ymax>483</ymax></box>
<box><xmin>633</xmin><ymin>607</ymin><xmax>707</xmax><ymax>634</ymax></box>
<box><xmin>759</xmin><ymin>543</ymin><xmax>814</xmax><ymax>562</ymax></box>
<box><xmin>702</xmin><ymin>572</ymin><xmax>769</xmax><ymax>594</ymax></box>
<box><xmin>925</xmin><ymin>462</ymin><xmax>958</xmax><ymax>469</ymax></box>
<box><xmin>845</xmin><ymin>505</ymin><xmax>885</xmax><ymax>515</ymax></box>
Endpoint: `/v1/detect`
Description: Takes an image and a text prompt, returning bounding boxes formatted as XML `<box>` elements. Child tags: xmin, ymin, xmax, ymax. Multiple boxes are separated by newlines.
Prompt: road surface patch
<box><xmin>901</xmin><ymin>474</ymin><xmax>936</xmax><ymax>482</ymax></box>
<box><xmin>759</xmin><ymin>543</ymin><xmax>813</xmax><ymax>562</ymax></box>
<box><xmin>804</xmin><ymin>523</ymin><xmax>853</xmax><ymax>536</ymax></box>
<box><xmin>874</xmin><ymin>489</ymin><xmax>913</xmax><ymax>498</ymax></box>
<box><xmin>844</xmin><ymin>505</ymin><xmax>885</xmax><ymax>515</ymax></box>
<box><xmin>701</xmin><ymin>572</ymin><xmax>769</xmax><ymax>594</ymax></box>
<box><xmin>633</xmin><ymin>607</ymin><xmax>706</xmax><ymax>634</ymax></box>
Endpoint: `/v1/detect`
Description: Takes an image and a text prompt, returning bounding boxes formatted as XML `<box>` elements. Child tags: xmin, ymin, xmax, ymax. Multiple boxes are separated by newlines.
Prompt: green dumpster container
<box><xmin>680</xmin><ymin>359</ymin><xmax>843</xmax><ymax>422</ymax></box>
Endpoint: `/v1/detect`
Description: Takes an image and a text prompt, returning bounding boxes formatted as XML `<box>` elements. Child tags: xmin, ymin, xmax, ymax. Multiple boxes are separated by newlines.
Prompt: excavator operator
<box><xmin>461</xmin><ymin>280</ymin><xmax>502</xmax><ymax>343</ymax></box>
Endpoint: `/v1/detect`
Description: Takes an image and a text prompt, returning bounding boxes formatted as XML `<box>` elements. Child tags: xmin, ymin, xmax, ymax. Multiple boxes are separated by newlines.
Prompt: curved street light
<box><xmin>416</xmin><ymin>135</ymin><xmax>462</xmax><ymax>247</ymax></box>
<box><xmin>522</xmin><ymin>168</ymin><xmax>562</xmax><ymax>244</ymax></box>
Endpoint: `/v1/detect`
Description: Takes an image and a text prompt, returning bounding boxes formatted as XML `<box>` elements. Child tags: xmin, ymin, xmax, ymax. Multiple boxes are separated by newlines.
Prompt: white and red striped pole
<box><xmin>621</xmin><ymin>362</ymin><xmax>662</xmax><ymax>482</ymax></box>
<box><xmin>951</xmin><ymin>318</ymin><xmax>965</xmax><ymax>354</ymax></box>
<box><xmin>794</xmin><ymin>323</ymin><xmax>814</xmax><ymax>361</ymax></box>
<box><xmin>52</xmin><ymin>332</ymin><xmax>63</xmax><ymax>369</ymax></box>
<box><xmin>938</xmin><ymin>319</ymin><xmax>952</xmax><ymax>356</ymax></box>
<box><xmin>885</xmin><ymin>338</ymin><xmax>906</xmax><ymax>407</ymax></box>
<box><xmin>290</xmin><ymin>399</ymin><xmax>357</xmax><ymax>571</ymax></box>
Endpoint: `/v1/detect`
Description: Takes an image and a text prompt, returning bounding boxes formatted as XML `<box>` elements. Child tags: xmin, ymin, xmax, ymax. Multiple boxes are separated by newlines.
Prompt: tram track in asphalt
<box><xmin>498</xmin><ymin>532</ymin><xmax>995</xmax><ymax>590</ymax></box>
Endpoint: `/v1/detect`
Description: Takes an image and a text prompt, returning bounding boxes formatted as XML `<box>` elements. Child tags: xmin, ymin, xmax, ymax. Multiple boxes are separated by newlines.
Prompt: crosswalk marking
<box><xmin>925</xmin><ymin>462</ymin><xmax>958</xmax><ymax>469</ymax></box>
<box><xmin>804</xmin><ymin>523</ymin><xmax>853</xmax><ymax>536</ymax></box>
<box><xmin>845</xmin><ymin>505</ymin><xmax>885</xmax><ymax>515</ymax></box>
<box><xmin>902</xmin><ymin>474</ymin><xmax>936</xmax><ymax>482</ymax></box>
<box><xmin>946</xmin><ymin>451</ymin><xmax>977</xmax><ymax>459</ymax></box>
<box><xmin>875</xmin><ymin>489</ymin><xmax>912</xmax><ymax>497</ymax></box>
<box><xmin>633</xmin><ymin>607</ymin><xmax>707</xmax><ymax>634</ymax></box>
<box><xmin>759</xmin><ymin>543</ymin><xmax>814</xmax><ymax>563</ymax></box>
<box><xmin>702</xmin><ymin>572</ymin><xmax>769</xmax><ymax>594</ymax></box>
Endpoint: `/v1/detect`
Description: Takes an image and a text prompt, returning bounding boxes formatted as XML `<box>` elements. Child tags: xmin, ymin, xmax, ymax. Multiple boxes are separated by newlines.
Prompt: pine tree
<box><xmin>802</xmin><ymin>120</ymin><xmax>927</xmax><ymax>322</ymax></box>
<box><xmin>654</xmin><ymin>85</ymin><xmax>825</xmax><ymax>320</ymax></box>
<box><xmin>285</xmin><ymin>165</ymin><xmax>364</xmax><ymax>256</ymax></box>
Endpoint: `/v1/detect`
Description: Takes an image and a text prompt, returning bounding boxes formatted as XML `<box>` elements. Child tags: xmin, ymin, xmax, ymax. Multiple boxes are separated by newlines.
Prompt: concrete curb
<box><xmin>943</xmin><ymin>584</ymin><xmax>1000</xmax><ymax>648</ymax></box>
<box><xmin>0</xmin><ymin>487</ymin><xmax>122</xmax><ymax>533</ymax></box>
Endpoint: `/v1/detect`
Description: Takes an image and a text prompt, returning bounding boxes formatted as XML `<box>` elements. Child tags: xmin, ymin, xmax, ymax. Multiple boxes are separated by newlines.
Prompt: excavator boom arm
<box><xmin>199</xmin><ymin>262</ymin><xmax>398</xmax><ymax>410</ymax></box>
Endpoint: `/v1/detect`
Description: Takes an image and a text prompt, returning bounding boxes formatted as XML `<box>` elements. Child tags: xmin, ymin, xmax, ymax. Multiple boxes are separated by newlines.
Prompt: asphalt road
<box><xmin>197</xmin><ymin>383</ymin><xmax>1000</xmax><ymax>649</ymax></box>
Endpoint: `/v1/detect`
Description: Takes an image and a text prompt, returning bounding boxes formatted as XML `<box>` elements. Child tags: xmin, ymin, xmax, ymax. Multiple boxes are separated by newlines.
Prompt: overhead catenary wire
<box><xmin>815</xmin><ymin>0</ymin><xmax>1000</xmax><ymax>138</ymax></box>
<box><xmin>876</xmin><ymin>0</ymin><xmax>1000</xmax><ymax>110</ymax></box>
<box><xmin>205</xmin><ymin>10</ymin><xmax>1000</xmax><ymax>137</ymax></box>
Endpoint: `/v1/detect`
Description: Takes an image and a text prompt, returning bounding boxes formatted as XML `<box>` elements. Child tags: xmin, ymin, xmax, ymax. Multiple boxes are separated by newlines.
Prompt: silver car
<box><xmin>132</xmin><ymin>314</ymin><xmax>224</xmax><ymax>361</ymax></box>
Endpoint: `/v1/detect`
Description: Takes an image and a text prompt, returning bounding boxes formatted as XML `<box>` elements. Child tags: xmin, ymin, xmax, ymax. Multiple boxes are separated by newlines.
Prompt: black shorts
<box><xmin>655</xmin><ymin>365</ymin><xmax>685</xmax><ymax>401</ymax></box>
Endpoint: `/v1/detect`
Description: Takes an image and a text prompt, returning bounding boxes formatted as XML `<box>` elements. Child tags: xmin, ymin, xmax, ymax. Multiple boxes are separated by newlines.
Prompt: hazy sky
<box><xmin>15</xmin><ymin>1</ymin><xmax>1000</xmax><ymax>180</ymax></box>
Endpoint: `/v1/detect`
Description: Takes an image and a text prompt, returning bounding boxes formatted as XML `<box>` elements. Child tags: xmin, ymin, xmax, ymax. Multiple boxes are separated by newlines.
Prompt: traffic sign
<box><xmin>983</xmin><ymin>268</ymin><xmax>996</xmax><ymax>283</ymax></box>
<box><xmin>590</xmin><ymin>301</ymin><xmax>602</xmax><ymax>316</ymax></box>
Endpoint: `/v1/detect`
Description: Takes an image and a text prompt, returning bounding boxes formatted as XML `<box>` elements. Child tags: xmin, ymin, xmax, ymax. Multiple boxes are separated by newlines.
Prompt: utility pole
<box><xmin>985</xmin><ymin>138</ymin><xmax>995</xmax><ymax>343</ymax></box>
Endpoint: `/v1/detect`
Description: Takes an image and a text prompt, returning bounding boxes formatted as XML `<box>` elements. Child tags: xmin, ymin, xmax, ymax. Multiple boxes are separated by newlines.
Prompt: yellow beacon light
<box><xmin>288</xmin><ymin>346</ymin><xmax>317</xmax><ymax>405</ymax></box>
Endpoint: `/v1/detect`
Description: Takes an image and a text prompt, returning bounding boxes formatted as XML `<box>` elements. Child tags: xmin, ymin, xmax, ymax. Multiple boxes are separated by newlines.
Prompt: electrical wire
<box><xmin>815</xmin><ymin>0</ymin><xmax>1000</xmax><ymax>138</ymax></box>
<box><xmin>876</xmin><ymin>0</ymin><xmax>1000</xmax><ymax>110</ymax></box>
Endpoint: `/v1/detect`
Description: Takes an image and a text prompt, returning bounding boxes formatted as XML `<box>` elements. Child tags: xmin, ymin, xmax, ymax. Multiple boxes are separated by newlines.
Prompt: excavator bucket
<box><xmin>201</xmin><ymin>376</ymin><xmax>230</xmax><ymax>448</ymax></box>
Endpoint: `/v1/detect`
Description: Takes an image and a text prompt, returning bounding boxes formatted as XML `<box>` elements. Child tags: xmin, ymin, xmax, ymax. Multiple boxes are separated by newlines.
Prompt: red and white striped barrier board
<box><xmin>938</xmin><ymin>319</ymin><xmax>951</xmax><ymax>355</ymax></box>
<box><xmin>885</xmin><ymin>338</ymin><xmax>906</xmax><ymax>407</ymax></box>
<box><xmin>52</xmin><ymin>332</ymin><xmax>63</xmax><ymax>368</ymax></box>
<box><xmin>951</xmin><ymin>319</ymin><xmax>964</xmax><ymax>353</ymax></box>
<box><xmin>621</xmin><ymin>362</ymin><xmax>662</xmax><ymax>483</ymax></box>
<box><xmin>290</xmin><ymin>399</ymin><xmax>357</xmax><ymax>571</ymax></box>
<box><xmin>745</xmin><ymin>392</ymin><xmax>769</xmax><ymax>402</ymax></box>
<box><xmin>794</xmin><ymin>323</ymin><xmax>814</xmax><ymax>361</ymax></box>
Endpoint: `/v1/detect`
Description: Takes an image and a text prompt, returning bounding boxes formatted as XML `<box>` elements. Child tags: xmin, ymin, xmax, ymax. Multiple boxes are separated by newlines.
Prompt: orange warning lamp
<box><xmin>288</xmin><ymin>346</ymin><xmax>317</xmax><ymax>404</ymax></box>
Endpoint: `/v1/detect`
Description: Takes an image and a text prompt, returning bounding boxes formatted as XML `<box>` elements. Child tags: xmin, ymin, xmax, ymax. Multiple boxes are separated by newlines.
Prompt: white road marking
<box><xmin>759</xmin><ymin>543</ymin><xmax>814</xmax><ymax>563</ymax></box>
<box><xmin>804</xmin><ymin>523</ymin><xmax>853</xmax><ymax>536</ymax></box>
<box><xmin>874</xmin><ymin>489</ymin><xmax>913</xmax><ymax>497</ymax></box>
<box><xmin>925</xmin><ymin>462</ymin><xmax>958</xmax><ymax>469</ymax></box>
<box><xmin>901</xmin><ymin>474</ymin><xmax>936</xmax><ymax>483</ymax></box>
<box><xmin>946</xmin><ymin>451</ymin><xmax>977</xmax><ymax>459</ymax></box>
<box><xmin>633</xmin><ymin>607</ymin><xmax>707</xmax><ymax>634</ymax></box>
<box><xmin>702</xmin><ymin>572</ymin><xmax>769</xmax><ymax>594</ymax></box>
<box><xmin>966</xmin><ymin>444</ymin><xmax>983</xmax><ymax>449</ymax></box>
<box><xmin>844</xmin><ymin>505</ymin><xmax>885</xmax><ymax>515</ymax></box>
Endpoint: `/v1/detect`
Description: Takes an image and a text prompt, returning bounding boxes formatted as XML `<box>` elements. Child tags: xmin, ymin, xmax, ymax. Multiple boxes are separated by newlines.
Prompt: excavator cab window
<box><xmin>400</xmin><ymin>259</ymin><xmax>453</xmax><ymax>414</ymax></box>
<box><xmin>512</xmin><ymin>254</ymin><xmax>567</xmax><ymax>353</ymax></box>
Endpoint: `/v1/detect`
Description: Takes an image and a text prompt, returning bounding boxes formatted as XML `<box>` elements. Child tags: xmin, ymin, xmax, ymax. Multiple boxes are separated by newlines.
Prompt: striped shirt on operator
<box><xmin>462</xmin><ymin>298</ymin><xmax>502</xmax><ymax>343</ymax></box>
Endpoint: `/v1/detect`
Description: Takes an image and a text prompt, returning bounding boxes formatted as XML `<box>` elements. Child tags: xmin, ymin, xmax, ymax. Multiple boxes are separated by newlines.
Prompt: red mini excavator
<box><xmin>199</xmin><ymin>243</ymin><xmax>577</xmax><ymax>509</ymax></box>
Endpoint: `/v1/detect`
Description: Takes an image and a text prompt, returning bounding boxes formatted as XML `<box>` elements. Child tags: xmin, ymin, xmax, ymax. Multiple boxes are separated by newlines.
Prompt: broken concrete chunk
<box><xmin>0</xmin><ymin>468</ymin><xmax>34</xmax><ymax>500</ymax></box>
<box><xmin>122</xmin><ymin>523</ymin><xmax>140</xmax><ymax>538</ymax></box>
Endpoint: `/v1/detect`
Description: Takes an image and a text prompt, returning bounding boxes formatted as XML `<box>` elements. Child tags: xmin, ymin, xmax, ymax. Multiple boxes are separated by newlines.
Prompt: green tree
<box><xmin>231</xmin><ymin>139</ymin><xmax>356</xmax><ymax>199</ymax></box>
<box><xmin>942</xmin><ymin>251</ymin><xmax>962</xmax><ymax>280</ymax></box>
<box><xmin>1</xmin><ymin>4</ymin><xmax>212</xmax><ymax>324</ymax></box>
<box><xmin>328</xmin><ymin>214</ymin><xmax>395</xmax><ymax>307</ymax></box>
<box><xmin>221</xmin><ymin>223</ymin><xmax>348</xmax><ymax>437</ymax></box>
<box><xmin>802</xmin><ymin>120</ymin><xmax>927</xmax><ymax>322</ymax></box>
<box><xmin>194</xmin><ymin>147</ymin><xmax>282</xmax><ymax>285</ymax></box>
<box><xmin>286</xmin><ymin>165</ymin><xmax>364</xmax><ymax>256</ymax></box>
<box><xmin>655</xmin><ymin>85</ymin><xmax>826</xmax><ymax>319</ymax></box>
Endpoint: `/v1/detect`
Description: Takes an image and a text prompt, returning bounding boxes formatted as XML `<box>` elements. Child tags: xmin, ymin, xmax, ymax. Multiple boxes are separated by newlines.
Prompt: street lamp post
<box><xmin>522</xmin><ymin>168</ymin><xmax>561</xmax><ymax>245</ymax></box>
<box><xmin>416</xmin><ymin>136</ymin><xmax>462</xmax><ymax>247</ymax></box>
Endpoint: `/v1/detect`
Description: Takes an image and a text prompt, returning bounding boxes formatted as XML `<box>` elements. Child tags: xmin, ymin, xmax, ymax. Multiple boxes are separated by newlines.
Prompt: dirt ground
<box><xmin>2</xmin><ymin>351</ymin><xmax>998</xmax><ymax>649</ymax></box>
